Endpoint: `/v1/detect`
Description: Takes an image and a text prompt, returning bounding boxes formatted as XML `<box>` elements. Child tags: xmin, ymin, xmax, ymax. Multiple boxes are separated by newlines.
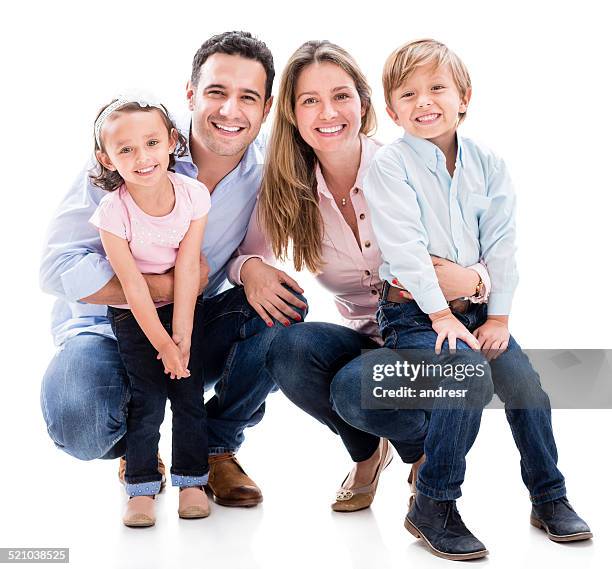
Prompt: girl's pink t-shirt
<box><xmin>90</xmin><ymin>171</ymin><xmax>211</xmax><ymax>306</ymax></box>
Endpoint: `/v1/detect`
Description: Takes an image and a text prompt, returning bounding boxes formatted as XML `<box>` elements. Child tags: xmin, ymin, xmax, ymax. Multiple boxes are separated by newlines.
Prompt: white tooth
<box><xmin>318</xmin><ymin>125</ymin><xmax>343</xmax><ymax>133</ymax></box>
<box><xmin>138</xmin><ymin>166</ymin><xmax>154</xmax><ymax>173</ymax></box>
<box><xmin>216</xmin><ymin>124</ymin><xmax>241</xmax><ymax>132</ymax></box>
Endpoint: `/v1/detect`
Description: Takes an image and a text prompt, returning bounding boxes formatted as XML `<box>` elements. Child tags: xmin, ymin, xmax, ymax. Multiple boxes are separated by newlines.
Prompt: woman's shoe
<box><xmin>331</xmin><ymin>439</ymin><xmax>393</xmax><ymax>512</ymax></box>
<box><xmin>123</xmin><ymin>495</ymin><xmax>156</xmax><ymax>527</ymax></box>
<box><xmin>178</xmin><ymin>486</ymin><xmax>210</xmax><ymax>519</ymax></box>
<box><xmin>407</xmin><ymin>454</ymin><xmax>426</xmax><ymax>511</ymax></box>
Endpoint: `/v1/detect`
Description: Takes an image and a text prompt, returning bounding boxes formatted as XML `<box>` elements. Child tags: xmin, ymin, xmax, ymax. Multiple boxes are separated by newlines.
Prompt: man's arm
<box><xmin>39</xmin><ymin>160</ymin><xmax>206</xmax><ymax>306</ymax></box>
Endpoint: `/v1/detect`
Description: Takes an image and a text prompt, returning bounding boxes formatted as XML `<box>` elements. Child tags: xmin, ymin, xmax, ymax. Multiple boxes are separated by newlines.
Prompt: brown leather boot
<box><xmin>206</xmin><ymin>453</ymin><xmax>262</xmax><ymax>507</ymax></box>
<box><xmin>118</xmin><ymin>453</ymin><xmax>166</xmax><ymax>492</ymax></box>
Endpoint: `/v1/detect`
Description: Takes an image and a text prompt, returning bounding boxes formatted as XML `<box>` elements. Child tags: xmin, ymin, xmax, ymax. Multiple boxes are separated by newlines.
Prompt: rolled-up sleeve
<box><xmin>39</xmin><ymin>161</ymin><xmax>116</xmax><ymax>302</ymax></box>
<box><xmin>363</xmin><ymin>149</ymin><xmax>448</xmax><ymax>314</ymax></box>
<box><xmin>479</xmin><ymin>157</ymin><xmax>519</xmax><ymax>314</ymax></box>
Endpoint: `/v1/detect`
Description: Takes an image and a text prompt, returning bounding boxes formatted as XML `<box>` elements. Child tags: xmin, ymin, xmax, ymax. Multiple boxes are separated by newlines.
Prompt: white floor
<box><xmin>2</xmin><ymin>379</ymin><xmax>607</xmax><ymax>569</ymax></box>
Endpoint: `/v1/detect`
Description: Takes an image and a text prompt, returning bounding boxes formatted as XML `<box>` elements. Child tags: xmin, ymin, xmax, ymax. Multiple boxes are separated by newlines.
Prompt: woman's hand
<box><xmin>241</xmin><ymin>258</ymin><xmax>308</xmax><ymax>327</ymax></box>
<box><xmin>394</xmin><ymin>256</ymin><xmax>480</xmax><ymax>301</ymax></box>
<box><xmin>430</xmin><ymin>309</ymin><xmax>480</xmax><ymax>354</ymax></box>
<box><xmin>473</xmin><ymin>316</ymin><xmax>510</xmax><ymax>360</ymax></box>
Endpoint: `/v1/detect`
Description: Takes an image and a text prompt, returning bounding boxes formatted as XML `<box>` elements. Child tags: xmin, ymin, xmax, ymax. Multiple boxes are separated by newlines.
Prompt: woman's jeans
<box><xmin>108</xmin><ymin>303</ymin><xmax>208</xmax><ymax>496</ymax></box>
<box><xmin>41</xmin><ymin>286</ymin><xmax>301</xmax><ymax>465</ymax></box>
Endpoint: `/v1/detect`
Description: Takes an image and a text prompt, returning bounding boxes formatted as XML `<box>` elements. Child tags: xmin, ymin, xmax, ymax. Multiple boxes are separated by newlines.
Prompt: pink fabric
<box><xmin>90</xmin><ymin>171</ymin><xmax>211</xmax><ymax>307</ymax></box>
<box><xmin>227</xmin><ymin>135</ymin><xmax>490</xmax><ymax>343</ymax></box>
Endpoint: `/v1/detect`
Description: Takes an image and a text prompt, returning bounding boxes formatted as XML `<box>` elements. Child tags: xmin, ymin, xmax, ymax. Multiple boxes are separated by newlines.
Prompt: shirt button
<box><xmin>359</xmin><ymin>213</ymin><xmax>366</xmax><ymax>220</ymax></box>
<box><xmin>364</xmin><ymin>270</ymin><xmax>371</xmax><ymax>276</ymax></box>
<box><xmin>364</xmin><ymin>240</ymin><xmax>371</xmax><ymax>248</ymax></box>
<box><xmin>353</xmin><ymin>188</ymin><xmax>359</xmax><ymax>194</ymax></box>
<box><xmin>371</xmin><ymin>289</ymin><xmax>377</xmax><ymax>295</ymax></box>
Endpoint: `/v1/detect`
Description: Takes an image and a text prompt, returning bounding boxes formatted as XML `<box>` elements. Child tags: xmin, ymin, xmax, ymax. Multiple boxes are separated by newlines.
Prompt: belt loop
<box><xmin>381</xmin><ymin>280</ymin><xmax>390</xmax><ymax>301</ymax></box>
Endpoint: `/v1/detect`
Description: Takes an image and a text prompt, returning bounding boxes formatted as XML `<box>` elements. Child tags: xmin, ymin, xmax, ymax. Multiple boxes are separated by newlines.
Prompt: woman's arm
<box><xmin>100</xmin><ymin>229</ymin><xmax>187</xmax><ymax>378</ymax></box>
<box><xmin>172</xmin><ymin>216</ymin><xmax>208</xmax><ymax>365</ymax></box>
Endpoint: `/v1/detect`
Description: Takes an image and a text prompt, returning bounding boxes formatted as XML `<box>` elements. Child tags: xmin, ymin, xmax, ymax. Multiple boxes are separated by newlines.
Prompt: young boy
<box><xmin>363</xmin><ymin>39</ymin><xmax>591</xmax><ymax>560</ymax></box>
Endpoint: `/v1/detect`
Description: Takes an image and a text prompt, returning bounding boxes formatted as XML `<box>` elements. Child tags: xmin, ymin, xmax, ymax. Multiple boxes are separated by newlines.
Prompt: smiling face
<box><xmin>293</xmin><ymin>62</ymin><xmax>365</xmax><ymax>157</ymax></box>
<box><xmin>96</xmin><ymin>109</ymin><xmax>177</xmax><ymax>189</ymax></box>
<box><xmin>387</xmin><ymin>62</ymin><xmax>471</xmax><ymax>149</ymax></box>
<box><xmin>187</xmin><ymin>53</ymin><xmax>272</xmax><ymax>157</ymax></box>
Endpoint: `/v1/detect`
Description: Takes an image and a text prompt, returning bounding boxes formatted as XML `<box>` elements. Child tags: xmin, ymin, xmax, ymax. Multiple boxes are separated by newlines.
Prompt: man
<box><xmin>39</xmin><ymin>31</ymin><xmax>307</xmax><ymax>507</ymax></box>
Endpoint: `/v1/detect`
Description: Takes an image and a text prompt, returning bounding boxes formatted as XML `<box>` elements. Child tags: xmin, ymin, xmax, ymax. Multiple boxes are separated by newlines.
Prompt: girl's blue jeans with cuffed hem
<box><xmin>108</xmin><ymin>303</ymin><xmax>208</xmax><ymax>497</ymax></box>
<box><xmin>40</xmin><ymin>286</ymin><xmax>305</xmax><ymax>467</ymax></box>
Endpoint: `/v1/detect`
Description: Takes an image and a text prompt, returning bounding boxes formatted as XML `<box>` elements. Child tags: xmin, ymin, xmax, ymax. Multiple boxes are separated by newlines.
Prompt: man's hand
<box><xmin>430</xmin><ymin>309</ymin><xmax>480</xmax><ymax>354</ymax></box>
<box><xmin>473</xmin><ymin>316</ymin><xmax>510</xmax><ymax>360</ymax></box>
<box><xmin>241</xmin><ymin>258</ymin><xmax>307</xmax><ymax>327</ymax></box>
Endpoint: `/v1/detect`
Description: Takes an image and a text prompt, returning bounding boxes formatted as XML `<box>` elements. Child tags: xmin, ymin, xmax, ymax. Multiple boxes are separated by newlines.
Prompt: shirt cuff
<box><xmin>467</xmin><ymin>262</ymin><xmax>491</xmax><ymax>303</ymax></box>
<box><xmin>60</xmin><ymin>254</ymin><xmax>116</xmax><ymax>302</ymax></box>
<box><xmin>226</xmin><ymin>255</ymin><xmax>265</xmax><ymax>286</ymax></box>
<box><xmin>415</xmin><ymin>287</ymin><xmax>449</xmax><ymax>315</ymax></box>
<box><xmin>487</xmin><ymin>292</ymin><xmax>514</xmax><ymax>315</ymax></box>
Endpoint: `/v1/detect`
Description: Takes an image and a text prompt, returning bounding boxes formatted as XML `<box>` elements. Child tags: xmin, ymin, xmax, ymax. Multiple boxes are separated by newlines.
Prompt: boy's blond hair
<box><xmin>383</xmin><ymin>39</ymin><xmax>472</xmax><ymax>124</ymax></box>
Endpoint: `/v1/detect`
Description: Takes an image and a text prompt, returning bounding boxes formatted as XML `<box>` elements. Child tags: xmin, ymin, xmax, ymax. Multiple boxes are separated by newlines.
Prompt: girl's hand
<box><xmin>473</xmin><ymin>317</ymin><xmax>510</xmax><ymax>360</ymax></box>
<box><xmin>172</xmin><ymin>334</ymin><xmax>191</xmax><ymax>371</ymax></box>
<box><xmin>430</xmin><ymin>309</ymin><xmax>480</xmax><ymax>354</ymax></box>
<box><xmin>157</xmin><ymin>341</ymin><xmax>190</xmax><ymax>380</ymax></box>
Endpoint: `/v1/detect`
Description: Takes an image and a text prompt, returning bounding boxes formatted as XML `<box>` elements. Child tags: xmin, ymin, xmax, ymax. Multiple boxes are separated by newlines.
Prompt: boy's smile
<box><xmin>387</xmin><ymin>63</ymin><xmax>471</xmax><ymax>152</ymax></box>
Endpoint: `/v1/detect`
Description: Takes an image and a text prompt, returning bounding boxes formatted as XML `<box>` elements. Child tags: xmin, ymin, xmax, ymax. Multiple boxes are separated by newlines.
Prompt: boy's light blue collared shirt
<box><xmin>40</xmin><ymin>114</ymin><xmax>265</xmax><ymax>346</ymax></box>
<box><xmin>363</xmin><ymin>132</ymin><xmax>518</xmax><ymax>315</ymax></box>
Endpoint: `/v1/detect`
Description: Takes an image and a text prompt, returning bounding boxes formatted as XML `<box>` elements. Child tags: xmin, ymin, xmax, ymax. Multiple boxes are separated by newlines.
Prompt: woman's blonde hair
<box><xmin>258</xmin><ymin>40</ymin><xmax>376</xmax><ymax>273</ymax></box>
<box><xmin>383</xmin><ymin>39</ymin><xmax>472</xmax><ymax>124</ymax></box>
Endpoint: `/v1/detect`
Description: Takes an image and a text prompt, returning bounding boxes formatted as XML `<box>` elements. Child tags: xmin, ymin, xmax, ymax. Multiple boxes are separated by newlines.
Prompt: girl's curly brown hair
<box><xmin>90</xmin><ymin>101</ymin><xmax>188</xmax><ymax>192</ymax></box>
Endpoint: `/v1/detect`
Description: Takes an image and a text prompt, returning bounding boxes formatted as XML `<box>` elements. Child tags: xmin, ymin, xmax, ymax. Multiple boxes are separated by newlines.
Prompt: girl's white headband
<box><xmin>94</xmin><ymin>94</ymin><xmax>168</xmax><ymax>148</ymax></box>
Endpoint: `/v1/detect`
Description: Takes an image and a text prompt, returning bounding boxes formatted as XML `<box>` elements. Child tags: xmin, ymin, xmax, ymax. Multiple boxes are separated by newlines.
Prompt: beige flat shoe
<box><xmin>123</xmin><ymin>496</ymin><xmax>156</xmax><ymax>528</ymax></box>
<box><xmin>332</xmin><ymin>439</ymin><xmax>393</xmax><ymax>512</ymax></box>
<box><xmin>178</xmin><ymin>486</ymin><xmax>210</xmax><ymax>519</ymax></box>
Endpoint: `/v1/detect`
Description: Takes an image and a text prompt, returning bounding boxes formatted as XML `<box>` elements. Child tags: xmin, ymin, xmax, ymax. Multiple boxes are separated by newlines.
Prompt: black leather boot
<box><xmin>404</xmin><ymin>492</ymin><xmax>488</xmax><ymax>560</ymax></box>
<box><xmin>531</xmin><ymin>497</ymin><xmax>592</xmax><ymax>542</ymax></box>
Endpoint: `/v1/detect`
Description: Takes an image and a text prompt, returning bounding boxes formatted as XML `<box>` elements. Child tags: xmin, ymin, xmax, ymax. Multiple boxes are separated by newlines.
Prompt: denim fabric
<box><xmin>374</xmin><ymin>300</ymin><xmax>494</xmax><ymax>500</ymax></box>
<box><xmin>108</xmin><ymin>303</ymin><xmax>208</xmax><ymax>496</ymax></box>
<box><xmin>40</xmin><ymin>286</ymin><xmax>300</xmax><ymax>462</ymax></box>
<box><xmin>266</xmin><ymin>322</ymin><xmax>381</xmax><ymax>463</ymax></box>
<box><xmin>369</xmin><ymin>298</ymin><xmax>565</xmax><ymax>504</ymax></box>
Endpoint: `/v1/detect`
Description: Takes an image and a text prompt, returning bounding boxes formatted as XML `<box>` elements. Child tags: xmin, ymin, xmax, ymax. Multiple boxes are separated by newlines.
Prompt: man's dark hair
<box><xmin>191</xmin><ymin>31</ymin><xmax>275</xmax><ymax>101</ymax></box>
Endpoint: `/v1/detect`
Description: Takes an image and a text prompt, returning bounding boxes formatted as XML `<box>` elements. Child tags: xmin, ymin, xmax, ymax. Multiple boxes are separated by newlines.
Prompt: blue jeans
<box><xmin>266</xmin><ymin>322</ymin><xmax>381</xmax><ymax>463</ymax></box>
<box><xmin>108</xmin><ymin>303</ymin><xmax>208</xmax><ymax>496</ymax></box>
<box><xmin>41</xmin><ymin>286</ymin><xmax>300</xmax><ymax>462</ymax></box>
<box><xmin>333</xmin><ymin>300</ymin><xmax>494</xmax><ymax>501</ymax></box>
<box><xmin>379</xmin><ymin>299</ymin><xmax>566</xmax><ymax>504</ymax></box>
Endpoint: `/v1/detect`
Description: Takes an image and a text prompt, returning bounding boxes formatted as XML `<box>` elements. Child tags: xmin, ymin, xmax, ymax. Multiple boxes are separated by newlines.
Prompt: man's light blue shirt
<box><xmin>40</xmin><ymin>114</ymin><xmax>265</xmax><ymax>345</ymax></box>
<box><xmin>363</xmin><ymin>132</ymin><xmax>518</xmax><ymax>315</ymax></box>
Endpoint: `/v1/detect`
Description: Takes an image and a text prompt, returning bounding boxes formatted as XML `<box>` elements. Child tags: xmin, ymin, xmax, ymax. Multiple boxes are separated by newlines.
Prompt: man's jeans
<box><xmin>108</xmin><ymin>303</ymin><xmax>208</xmax><ymax>496</ymax></box>
<box><xmin>41</xmin><ymin>286</ymin><xmax>299</xmax><ymax>462</ymax></box>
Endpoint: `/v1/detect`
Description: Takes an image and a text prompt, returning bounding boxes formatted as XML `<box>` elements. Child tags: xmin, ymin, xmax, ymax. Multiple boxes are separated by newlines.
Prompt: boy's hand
<box><xmin>430</xmin><ymin>309</ymin><xmax>480</xmax><ymax>354</ymax></box>
<box><xmin>172</xmin><ymin>333</ymin><xmax>191</xmax><ymax>371</ymax></box>
<box><xmin>157</xmin><ymin>340</ymin><xmax>190</xmax><ymax>380</ymax></box>
<box><xmin>473</xmin><ymin>317</ymin><xmax>510</xmax><ymax>360</ymax></box>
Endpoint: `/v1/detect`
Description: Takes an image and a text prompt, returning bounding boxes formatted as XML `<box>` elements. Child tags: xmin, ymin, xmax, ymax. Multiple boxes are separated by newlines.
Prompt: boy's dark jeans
<box><xmin>108</xmin><ymin>302</ymin><xmax>208</xmax><ymax>496</ymax></box>
<box><xmin>378</xmin><ymin>298</ymin><xmax>566</xmax><ymax>504</ymax></box>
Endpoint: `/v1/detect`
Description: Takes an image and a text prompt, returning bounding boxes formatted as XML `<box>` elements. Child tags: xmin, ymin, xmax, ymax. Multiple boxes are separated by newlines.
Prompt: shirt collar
<box><xmin>401</xmin><ymin>131</ymin><xmax>464</xmax><ymax>172</ymax></box>
<box><xmin>315</xmin><ymin>134</ymin><xmax>381</xmax><ymax>199</ymax></box>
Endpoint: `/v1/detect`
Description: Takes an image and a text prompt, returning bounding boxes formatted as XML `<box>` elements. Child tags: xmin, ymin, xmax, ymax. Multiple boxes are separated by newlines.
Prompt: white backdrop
<box><xmin>1</xmin><ymin>1</ymin><xmax>610</xmax><ymax>568</ymax></box>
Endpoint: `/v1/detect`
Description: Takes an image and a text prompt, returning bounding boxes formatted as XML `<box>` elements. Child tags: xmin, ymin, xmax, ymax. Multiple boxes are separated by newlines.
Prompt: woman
<box><xmin>251</xmin><ymin>40</ymin><xmax>489</xmax><ymax>512</ymax></box>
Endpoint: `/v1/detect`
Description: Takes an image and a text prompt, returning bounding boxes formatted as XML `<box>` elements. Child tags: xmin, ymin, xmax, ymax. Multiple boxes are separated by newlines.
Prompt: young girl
<box><xmin>89</xmin><ymin>94</ymin><xmax>211</xmax><ymax>527</ymax></box>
